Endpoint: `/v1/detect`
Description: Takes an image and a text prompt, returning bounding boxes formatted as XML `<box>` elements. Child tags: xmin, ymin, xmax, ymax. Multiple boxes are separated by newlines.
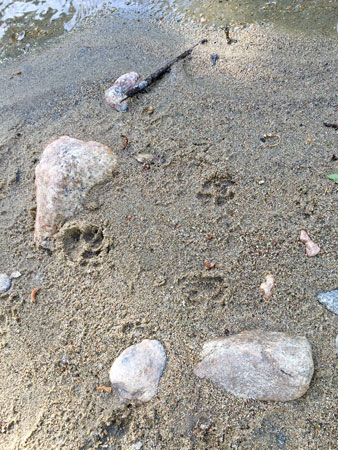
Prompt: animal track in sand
<box><xmin>197</xmin><ymin>172</ymin><xmax>235</xmax><ymax>206</ymax></box>
<box><xmin>178</xmin><ymin>272</ymin><xmax>225</xmax><ymax>307</ymax></box>
<box><xmin>56</xmin><ymin>221</ymin><xmax>111</xmax><ymax>264</ymax></box>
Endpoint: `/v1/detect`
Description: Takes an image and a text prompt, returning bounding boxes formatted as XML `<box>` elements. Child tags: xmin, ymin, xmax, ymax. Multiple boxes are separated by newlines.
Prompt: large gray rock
<box><xmin>109</xmin><ymin>339</ymin><xmax>166</xmax><ymax>403</ymax></box>
<box><xmin>194</xmin><ymin>330</ymin><xmax>314</xmax><ymax>401</ymax></box>
<box><xmin>34</xmin><ymin>136</ymin><xmax>117</xmax><ymax>247</ymax></box>
<box><xmin>317</xmin><ymin>289</ymin><xmax>338</xmax><ymax>315</ymax></box>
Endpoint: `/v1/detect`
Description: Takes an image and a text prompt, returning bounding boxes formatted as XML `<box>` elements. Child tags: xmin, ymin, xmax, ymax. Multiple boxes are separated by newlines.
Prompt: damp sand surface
<box><xmin>0</xmin><ymin>12</ymin><xmax>337</xmax><ymax>449</ymax></box>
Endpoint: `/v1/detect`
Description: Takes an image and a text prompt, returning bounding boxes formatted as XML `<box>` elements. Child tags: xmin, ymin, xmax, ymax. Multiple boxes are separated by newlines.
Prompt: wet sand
<box><xmin>0</xmin><ymin>11</ymin><xmax>337</xmax><ymax>450</ymax></box>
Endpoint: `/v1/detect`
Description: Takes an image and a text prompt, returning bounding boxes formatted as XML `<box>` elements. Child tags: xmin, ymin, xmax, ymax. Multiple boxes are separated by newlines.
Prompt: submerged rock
<box><xmin>109</xmin><ymin>339</ymin><xmax>166</xmax><ymax>403</ymax></box>
<box><xmin>34</xmin><ymin>136</ymin><xmax>117</xmax><ymax>247</ymax></box>
<box><xmin>317</xmin><ymin>289</ymin><xmax>338</xmax><ymax>315</ymax></box>
<box><xmin>105</xmin><ymin>72</ymin><xmax>140</xmax><ymax>112</ymax></box>
<box><xmin>0</xmin><ymin>274</ymin><xmax>12</xmax><ymax>294</ymax></box>
<box><xmin>194</xmin><ymin>329</ymin><xmax>314</xmax><ymax>401</ymax></box>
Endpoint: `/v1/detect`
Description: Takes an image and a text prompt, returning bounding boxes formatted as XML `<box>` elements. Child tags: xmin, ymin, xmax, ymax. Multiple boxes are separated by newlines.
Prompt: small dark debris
<box><xmin>15</xmin><ymin>169</ymin><xmax>21</xmax><ymax>183</ymax></box>
<box><xmin>331</xmin><ymin>154</ymin><xmax>337</xmax><ymax>161</ymax></box>
<box><xmin>323</xmin><ymin>122</ymin><xmax>338</xmax><ymax>129</ymax></box>
<box><xmin>211</xmin><ymin>53</ymin><xmax>219</xmax><ymax>66</ymax></box>
<box><xmin>224</xmin><ymin>26</ymin><xmax>232</xmax><ymax>45</ymax></box>
<box><xmin>260</xmin><ymin>137</ymin><xmax>266</xmax><ymax>143</ymax></box>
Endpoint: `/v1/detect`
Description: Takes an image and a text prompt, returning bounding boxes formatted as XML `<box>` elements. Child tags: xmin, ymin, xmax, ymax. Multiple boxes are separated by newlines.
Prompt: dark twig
<box><xmin>121</xmin><ymin>39</ymin><xmax>207</xmax><ymax>102</ymax></box>
<box><xmin>323</xmin><ymin>122</ymin><xmax>338</xmax><ymax>129</ymax></box>
<box><xmin>224</xmin><ymin>26</ymin><xmax>232</xmax><ymax>45</ymax></box>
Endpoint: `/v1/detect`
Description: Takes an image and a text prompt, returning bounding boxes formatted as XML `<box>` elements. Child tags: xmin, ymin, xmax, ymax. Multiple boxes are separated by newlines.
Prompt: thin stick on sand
<box><xmin>121</xmin><ymin>39</ymin><xmax>207</xmax><ymax>102</ymax></box>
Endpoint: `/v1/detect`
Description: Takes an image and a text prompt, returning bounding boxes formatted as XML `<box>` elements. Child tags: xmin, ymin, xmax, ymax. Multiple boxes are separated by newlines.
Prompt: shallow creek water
<box><xmin>0</xmin><ymin>0</ymin><xmax>337</xmax><ymax>61</ymax></box>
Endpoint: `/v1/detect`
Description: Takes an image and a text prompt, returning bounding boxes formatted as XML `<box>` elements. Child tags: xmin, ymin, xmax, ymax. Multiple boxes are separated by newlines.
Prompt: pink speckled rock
<box><xmin>299</xmin><ymin>230</ymin><xmax>320</xmax><ymax>257</ymax></box>
<box><xmin>194</xmin><ymin>330</ymin><xmax>314</xmax><ymax>401</ymax></box>
<box><xmin>34</xmin><ymin>136</ymin><xmax>117</xmax><ymax>247</ymax></box>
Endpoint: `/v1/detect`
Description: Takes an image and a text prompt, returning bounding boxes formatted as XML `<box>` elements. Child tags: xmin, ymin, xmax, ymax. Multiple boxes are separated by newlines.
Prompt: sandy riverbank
<box><xmin>0</xmin><ymin>12</ymin><xmax>337</xmax><ymax>449</ymax></box>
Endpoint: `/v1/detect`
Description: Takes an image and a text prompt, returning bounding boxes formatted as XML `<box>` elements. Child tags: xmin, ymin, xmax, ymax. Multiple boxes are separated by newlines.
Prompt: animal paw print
<box><xmin>178</xmin><ymin>272</ymin><xmax>225</xmax><ymax>306</ymax></box>
<box><xmin>197</xmin><ymin>171</ymin><xmax>235</xmax><ymax>205</ymax></box>
<box><xmin>57</xmin><ymin>221</ymin><xmax>111</xmax><ymax>264</ymax></box>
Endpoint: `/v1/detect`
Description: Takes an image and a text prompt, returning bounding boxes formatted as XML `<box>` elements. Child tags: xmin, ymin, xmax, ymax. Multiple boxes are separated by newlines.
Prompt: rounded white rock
<box><xmin>0</xmin><ymin>273</ymin><xmax>12</xmax><ymax>294</ymax></box>
<box><xmin>10</xmin><ymin>271</ymin><xmax>22</xmax><ymax>279</ymax></box>
<box><xmin>109</xmin><ymin>339</ymin><xmax>166</xmax><ymax>403</ymax></box>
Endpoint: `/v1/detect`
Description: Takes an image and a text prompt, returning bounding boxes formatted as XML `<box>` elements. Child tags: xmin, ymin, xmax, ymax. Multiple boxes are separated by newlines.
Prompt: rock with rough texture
<box><xmin>34</xmin><ymin>136</ymin><xmax>117</xmax><ymax>247</ymax></box>
<box><xmin>109</xmin><ymin>339</ymin><xmax>166</xmax><ymax>403</ymax></box>
<box><xmin>0</xmin><ymin>273</ymin><xmax>12</xmax><ymax>293</ymax></box>
<box><xmin>299</xmin><ymin>230</ymin><xmax>320</xmax><ymax>257</ymax></box>
<box><xmin>194</xmin><ymin>329</ymin><xmax>314</xmax><ymax>401</ymax></box>
<box><xmin>105</xmin><ymin>72</ymin><xmax>140</xmax><ymax>112</ymax></box>
<box><xmin>317</xmin><ymin>289</ymin><xmax>338</xmax><ymax>315</ymax></box>
<box><xmin>260</xmin><ymin>274</ymin><xmax>275</xmax><ymax>300</ymax></box>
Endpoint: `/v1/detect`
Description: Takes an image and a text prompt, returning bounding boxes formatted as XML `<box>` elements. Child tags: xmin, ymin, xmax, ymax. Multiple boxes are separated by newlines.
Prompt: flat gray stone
<box><xmin>109</xmin><ymin>339</ymin><xmax>166</xmax><ymax>403</ymax></box>
<box><xmin>194</xmin><ymin>329</ymin><xmax>314</xmax><ymax>401</ymax></box>
<box><xmin>317</xmin><ymin>289</ymin><xmax>338</xmax><ymax>315</ymax></box>
<box><xmin>34</xmin><ymin>136</ymin><xmax>117</xmax><ymax>247</ymax></box>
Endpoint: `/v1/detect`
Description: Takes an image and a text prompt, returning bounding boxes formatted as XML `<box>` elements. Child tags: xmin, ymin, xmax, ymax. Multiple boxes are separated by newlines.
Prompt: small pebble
<box><xmin>10</xmin><ymin>271</ymin><xmax>21</xmax><ymax>279</ymax></box>
<box><xmin>211</xmin><ymin>53</ymin><xmax>219</xmax><ymax>66</ymax></box>
<box><xmin>105</xmin><ymin>72</ymin><xmax>140</xmax><ymax>112</ymax></box>
<box><xmin>131</xmin><ymin>442</ymin><xmax>143</xmax><ymax>450</ymax></box>
<box><xmin>260</xmin><ymin>274</ymin><xmax>275</xmax><ymax>300</ymax></box>
<box><xmin>135</xmin><ymin>153</ymin><xmax>154</xmax><ymax>164</ymax></box>
<box><xmin>109</xmin><ymin>339</ymin><xmax>166</xmax><ymax>403</ymax></box>
<box><xmin>299</xmin><ymin>229</ymin><xmax>320</xmax><ymax>257</ymax></box>
<box><xmin>0</xmin><ymin>273</ymin><xmax>12</xmax><ymax>294</ymax></box>
<box><xmin>317</xmin><ymin>289</ymin><xmax>338</xmax><ymax>315</ymax></box>
<box><xmin>148</xmin><ymin>106</ymin><xmax>154</xmax><ymax>115</ymax></box>
<box><xmin>200</xmin><ymin>17</ymin><xmax>207</xmax><ymax>23</ymax></box>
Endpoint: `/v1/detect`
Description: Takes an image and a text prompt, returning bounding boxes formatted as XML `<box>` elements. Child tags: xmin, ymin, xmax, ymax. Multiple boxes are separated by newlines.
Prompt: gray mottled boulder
<box><xmin>34</xmin><ymin>136</ymin><xmax>117</xmax><ymax>247</ymax></box>
<box><xmin>109</xmin><ymin>339</ymin><xmax>166</xmax><ymax>403</ymax></box>
<box><xmin>317</xmin><ymin>289</ymin><xmax>338</xmax><ymax>315</ymax></box>
<box><xmin>194</xmin><ymin>329</ymin><xmax>314</xmax><ymax>401</ymax></box>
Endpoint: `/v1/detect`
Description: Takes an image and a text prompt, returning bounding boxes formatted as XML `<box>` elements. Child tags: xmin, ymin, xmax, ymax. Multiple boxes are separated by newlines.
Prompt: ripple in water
<box><xmin>1</xmin><ymin>0</ymin><xmax>337</xmax><ymax>61</ymax></box>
